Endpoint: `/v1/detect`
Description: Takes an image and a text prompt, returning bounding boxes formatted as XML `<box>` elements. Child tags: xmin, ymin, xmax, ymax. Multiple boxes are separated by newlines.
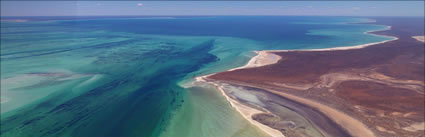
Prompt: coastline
<box><xmin>413</xmin><ymin>36</ymin><xmax>425</xmax><ymax>42</ymax></box>
<box><xmin>266</xmin><ymin>26</ymin><xmax>397</xmax><ymax>53</ymax></box>
<box><xmin>194</xmin><ymin>24</ymin><xmax>399</xmax><ymax>137</ymax></box>
<box><xmin>227</xmin><ymin>51</ymin><xmax>281</xmax><ymax>71</ymax></box>
<box><xmin>196</xmin><ymin>76</ymin><xmax>285</xmax><ymax>137</ymax></box>
<box><xmin>227</xmin><ymin>25</ymin><xmax>396</xmax><ymax>73</ymax></box>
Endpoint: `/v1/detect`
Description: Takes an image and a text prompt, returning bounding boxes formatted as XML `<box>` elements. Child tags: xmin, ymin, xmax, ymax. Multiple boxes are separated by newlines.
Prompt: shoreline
<box><xmin>226</xmin><ymin>26</ymin><xmax>397</xmax><ymax>74</ymax></box>
<box><xmin>195</xmin><ymin>77</ymin><xmax>285</xmax><ymax>137</ymax></box>
<box><xmin>227</xmin><ymin>51</ymin><xmax>282</xmax><ymax>71</ymax></box>
<box><xmin>413</xmin><ymin>36</ymin><xmax>425</xmax><ymax>42</ymax></box>
<box><xmin>266</xmin><ymin>26</ymin><xmax>397</xmax><ymax>53</ymax></box>
<box><xmin>194</xmin><ymin>24</ymin><xmax>399</xmax><ymax>137</ymax></box>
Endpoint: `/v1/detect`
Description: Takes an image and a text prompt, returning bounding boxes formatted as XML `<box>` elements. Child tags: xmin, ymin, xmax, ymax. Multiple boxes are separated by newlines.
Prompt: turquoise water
<box><xmin>1</xmin><ymin>16</ymin><xmax>392</xmax><ymax>137</ymax></box>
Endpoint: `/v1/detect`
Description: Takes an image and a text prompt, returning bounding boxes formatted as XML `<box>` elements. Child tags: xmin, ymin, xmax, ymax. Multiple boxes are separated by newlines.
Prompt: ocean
<box><xmin>0</xmin><ymin>16</ymin><xmax>392</xmax><ymax>137</ymax></box>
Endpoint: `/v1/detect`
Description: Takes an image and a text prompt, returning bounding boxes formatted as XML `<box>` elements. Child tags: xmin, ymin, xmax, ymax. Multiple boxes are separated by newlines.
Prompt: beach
<box><xmin>196</xmin><ymin>76</ymin><xmax>285</xmax><ymax>137</ymax></box>
<box><xmin>205</xmin><ymin>17</ymin><xmax>424</xmax><ymax>137</ymax></box>
<box><xmin>413</xmin><ymin>36</ymin><xmax>425</xmax><ymax>42</ymax></box>
<box><xmin>265</xmin><ymin>26</ymin><xmax>397</xmax><ymax>52</ymax></box>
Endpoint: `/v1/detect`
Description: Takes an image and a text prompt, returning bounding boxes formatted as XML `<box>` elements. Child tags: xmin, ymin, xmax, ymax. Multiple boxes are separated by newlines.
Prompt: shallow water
<box><xmin>160</xmin><ymin>85</ymin><xmax>270</xmax><ymax>137</ymax></box>
<box><xmin>1</xmin><ymin>16</ymin><xmax>392</xmax><ymax>137</ymax></box>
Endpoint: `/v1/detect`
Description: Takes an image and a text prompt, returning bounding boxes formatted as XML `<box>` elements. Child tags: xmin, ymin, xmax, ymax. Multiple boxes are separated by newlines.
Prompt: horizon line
<box><xmin>2</xmin><ymin>15</ymin><xmax>424</xmax><ymax>17</ymax></box>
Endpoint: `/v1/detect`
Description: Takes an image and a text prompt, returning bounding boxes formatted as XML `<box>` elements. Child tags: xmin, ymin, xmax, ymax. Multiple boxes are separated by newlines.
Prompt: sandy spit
<box><xmin>412</xmin><ymin>36</ymin><xmax>425</xmax><ymax>42</ymax></box>
<box><xmin>228</xmin><ymin>51</ymin><xmax>281</xmax><ymax>71</ymax></box>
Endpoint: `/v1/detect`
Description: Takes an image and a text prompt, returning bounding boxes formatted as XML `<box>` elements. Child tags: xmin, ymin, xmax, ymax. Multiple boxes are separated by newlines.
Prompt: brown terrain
<box><xmin>209</xmin><ymin>17</ymin><xmax>425</xmax><ymax>137</ymax></box>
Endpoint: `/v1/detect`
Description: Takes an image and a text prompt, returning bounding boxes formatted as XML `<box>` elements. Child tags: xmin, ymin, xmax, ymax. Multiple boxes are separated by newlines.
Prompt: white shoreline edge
<box><xmin>412</xmin><ymin>36</ymin><xmax>425</xmax><ymax>42</ymax></box>
<box><xmin>266</xmin><ymin>26</ymin><xmax>397</xmax><ymax>53</ymax></box>
<box><xmin>194</xmin><ymin>25</ymin><xmax>398</xmax><ymax>137</ymax></box>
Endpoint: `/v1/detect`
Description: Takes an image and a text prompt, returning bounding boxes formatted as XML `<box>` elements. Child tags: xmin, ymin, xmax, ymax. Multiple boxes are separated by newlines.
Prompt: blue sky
<box><xmin>1</xmin><ymin>1</ymin><xmax>424</xmax><ymax>16</ymax></box>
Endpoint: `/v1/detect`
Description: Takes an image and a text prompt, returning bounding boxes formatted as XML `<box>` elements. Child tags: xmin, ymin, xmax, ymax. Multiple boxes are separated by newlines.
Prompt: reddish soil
<box><xmin>210</xmin><ymin>17</ymin><xmax>424</xmax><ymax>137</ymax></box>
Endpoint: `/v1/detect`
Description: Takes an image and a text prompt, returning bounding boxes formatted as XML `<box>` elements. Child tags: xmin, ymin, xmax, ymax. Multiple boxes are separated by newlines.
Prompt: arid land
<box><xmin>207</xmin><ymin>17</ymin><xmax>425</xmax><ymax>137</ymax></box>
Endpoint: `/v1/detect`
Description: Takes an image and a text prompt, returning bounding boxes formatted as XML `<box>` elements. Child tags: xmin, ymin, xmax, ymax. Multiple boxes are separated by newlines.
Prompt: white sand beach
<box><xmin>266</xmin><ymin>26</ymin><xmax>398</xmax><ymax>53</ymax></box>
<box><xmin>413</xmin><ymin>36</ymin><xmax>425</xmax><ymax>42</ymax></box>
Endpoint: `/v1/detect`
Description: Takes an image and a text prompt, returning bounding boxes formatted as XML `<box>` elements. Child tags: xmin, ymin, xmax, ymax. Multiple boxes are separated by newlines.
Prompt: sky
<box><xmin>1</xmin><ymin>1</ymin><xmax>424</xmax><ymax>17</ymax></box>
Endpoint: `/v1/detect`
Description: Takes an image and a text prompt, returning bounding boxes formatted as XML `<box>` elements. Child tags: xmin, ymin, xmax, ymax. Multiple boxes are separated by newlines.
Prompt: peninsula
<box><xmin>205</xmin><ymin>17</ymin><xmax>425</xmax><ymax>137</ymax></box>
